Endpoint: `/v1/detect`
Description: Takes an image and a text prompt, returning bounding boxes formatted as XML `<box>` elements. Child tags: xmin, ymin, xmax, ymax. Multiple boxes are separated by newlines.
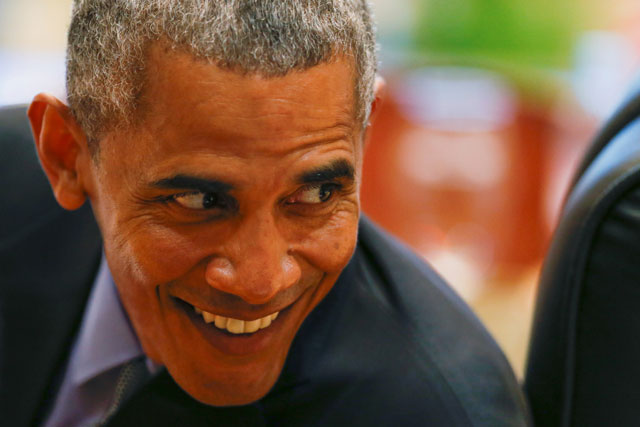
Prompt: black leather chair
<box><xmin>525</xmin><ymin>87</ymin><xmax>640</xmax><ymax>426</ymax></box>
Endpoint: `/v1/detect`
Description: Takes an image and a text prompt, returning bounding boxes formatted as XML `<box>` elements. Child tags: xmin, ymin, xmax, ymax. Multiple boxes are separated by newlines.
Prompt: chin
<box><xmin>207</xmin><ymin>389</ymin><xmax>269</xmax><ymax>407</ymax></box>
<box><xmin>180</xmin><ymin>378</ymin><xmax>276</xmax><ymax>407</ymax></box>
<box><xmin>168</xmin><ymin>361</ymin><xmax>283</xmax><ymax>407</ymax></box>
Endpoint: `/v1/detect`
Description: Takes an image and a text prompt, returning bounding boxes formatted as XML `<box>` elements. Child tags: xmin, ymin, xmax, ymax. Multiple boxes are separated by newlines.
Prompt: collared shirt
<box><xmin>43</xmin><ymin>256</ymin><xmax>155</xmax><ymax>427</ymax></box>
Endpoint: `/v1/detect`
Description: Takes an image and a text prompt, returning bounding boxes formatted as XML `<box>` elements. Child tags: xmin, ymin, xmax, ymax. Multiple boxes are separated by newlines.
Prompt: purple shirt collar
<box><xmin>70</xmin><ymin>254</ymin><xmax>145</xmax><ymax>385</ymax></box>
<box><xmin>44</xmin><ymin>255</ymin><xmax>162</xmax><ymax>427</ymax></box>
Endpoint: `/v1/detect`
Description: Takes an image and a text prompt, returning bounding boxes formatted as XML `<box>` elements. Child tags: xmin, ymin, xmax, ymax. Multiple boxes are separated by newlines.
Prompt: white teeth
<box><xmin>202</xmin><ymin>311</ymin><xmax>216</xmax><ymax>323</ymax></box>
<box><xmin>245</xmin><ymin>318</ymin><xmax>261</xmax><ymax>333</ymax></box>
<box><xmin>194</xmin><ymin>306</ymin><xmax>280</xmax><ymax>334</ymax></box>
<box><xmin>259</xmin><ymin>316</ymin><xmax>272</xmax><ymax>329</ymax></box>
<box><xmin>214</xmin><ymin>315</ymin><xmax>228</xmax><ymax>329</ymax></box>
<box><xmin>226</xmin><ymin>318</ymin><xmax>245</xmax><ymax>334</ymax></box>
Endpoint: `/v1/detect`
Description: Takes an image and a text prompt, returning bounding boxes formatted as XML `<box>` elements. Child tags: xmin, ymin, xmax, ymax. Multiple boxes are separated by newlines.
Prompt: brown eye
<box><xmin>286</xmin><ymin>183</ymin><xmax>340</xmax><ymax>205</ymax></box>
<box><xmin>316</xmin><ymin>185</ymin><xmax>334</xmax><ymax>202</ymax></box>
<box><xmin>174</xmin><ymin>192</ymin><xmax>220</xmax><ymax>210</ymax></box>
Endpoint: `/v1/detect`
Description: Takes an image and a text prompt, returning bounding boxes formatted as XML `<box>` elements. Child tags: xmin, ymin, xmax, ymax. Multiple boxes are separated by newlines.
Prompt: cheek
<box><xmin>298</xmin><ymin>210</ymin><xmax>359</xmax><ymax>273</ymax></box>
<box><xmin>106</xmin><ymin>224</ymin><xmax>213</xmax><ymax>285</ymax></box>
<box><xmin>102</xmin><ymin>225</ymin><xmax>212</xmax><ymax>362</ymax></box>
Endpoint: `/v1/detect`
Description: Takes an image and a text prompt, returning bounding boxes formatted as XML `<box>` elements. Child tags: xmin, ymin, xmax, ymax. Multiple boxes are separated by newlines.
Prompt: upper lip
<box><xmin>172</xmin><ymin>294</ymin><xmax>297</xmax><ymax>321</ymax></box>
<box><xmin>167</xmin><ymin>275</ymin><xmax>321</xmax><ymax>321</ymax></box>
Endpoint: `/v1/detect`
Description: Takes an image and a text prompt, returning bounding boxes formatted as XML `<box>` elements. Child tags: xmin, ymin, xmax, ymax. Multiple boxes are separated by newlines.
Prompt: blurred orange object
<box><xmin>362</xmin><ymin>68</ymin><xmax>557</xmax><ymax>289</ymax></box>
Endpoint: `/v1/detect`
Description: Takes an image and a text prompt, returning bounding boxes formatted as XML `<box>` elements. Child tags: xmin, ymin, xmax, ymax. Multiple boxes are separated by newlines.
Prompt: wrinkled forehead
<box><xmin>96</xmin><ymin>43</ymin><xmax>362</xmax><ymax>171</ymax></box>
<box><xmin>141</xmin><ymin>43</ymin><xmax>357</xmax><ymax>117</ymax></box>
<box><xmin>131</xmin><ymin>44</ymin><xmax>357</xmax><ymax>144</ymax></box>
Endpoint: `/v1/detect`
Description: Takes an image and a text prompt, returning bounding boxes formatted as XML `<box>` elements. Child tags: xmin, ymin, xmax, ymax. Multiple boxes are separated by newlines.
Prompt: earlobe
<box><xmin>370</xmin><ymin>76</ymin><xmax>387</xmax><ymax>121</ymax></box>
<box><xmin>362</xmin><ymin>76</ymin><xmax>387</xmax><ymax>150</ymax></box>
<box><xmin>28</xmin><ymin>93</ymin><xmax>90</xmax><ymax>211</ymax></box>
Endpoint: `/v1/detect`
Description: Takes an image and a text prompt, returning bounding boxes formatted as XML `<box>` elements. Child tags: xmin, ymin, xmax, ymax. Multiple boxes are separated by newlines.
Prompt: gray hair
<box><xmin>66</xmin><ymin>0</ymin><xmax>378</xmax><ymax>146</ymax></box>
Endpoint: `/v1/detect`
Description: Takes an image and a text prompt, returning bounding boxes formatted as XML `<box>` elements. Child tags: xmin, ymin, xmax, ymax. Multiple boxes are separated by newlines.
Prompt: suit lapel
<box><xmin>0</xmin><ymin>204</ymin><xmax>102</xmax><ymax>427</ymax></box>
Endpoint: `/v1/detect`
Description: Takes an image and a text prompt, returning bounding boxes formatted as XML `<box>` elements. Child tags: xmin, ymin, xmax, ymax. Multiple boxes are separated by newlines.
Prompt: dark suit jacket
<box><xmin>0</xmin><ymin>106</ymin><xmax>103</xmax><ymax>426</ymax></box>
<box><xmin>0</xmin><ymin>106</ymin><xmax>530</xmax><ymax>426</ymax></box>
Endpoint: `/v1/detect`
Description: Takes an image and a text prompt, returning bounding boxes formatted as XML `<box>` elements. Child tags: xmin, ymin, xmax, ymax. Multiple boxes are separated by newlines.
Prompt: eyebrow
<box><xmin>297</xmin><ymin>159</ymin><xmax>355</xmax><ymax>184</ymax></box>
<box><xmin>151</xmin><ymin>175</ymin><xmax>233</xmax><ymax>193</ymax></box>
<box><xmin>150</xmin><ymin>159</ymin><xmax>354</xmax><ymax>191</ymax></box>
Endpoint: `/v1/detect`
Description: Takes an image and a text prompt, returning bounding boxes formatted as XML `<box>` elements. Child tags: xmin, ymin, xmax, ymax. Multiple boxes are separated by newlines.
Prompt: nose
<box><xmin>204</xmin><ymin>212</ymin><xmax>301</xmax><ymax>305</ymax></box>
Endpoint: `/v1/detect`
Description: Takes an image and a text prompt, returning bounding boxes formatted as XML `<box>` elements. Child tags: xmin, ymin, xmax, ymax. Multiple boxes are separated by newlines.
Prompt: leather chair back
<box><xmin>525</xmin><ymin>88</ymin><xmax>640</xmax><ymax>426</ymax></box>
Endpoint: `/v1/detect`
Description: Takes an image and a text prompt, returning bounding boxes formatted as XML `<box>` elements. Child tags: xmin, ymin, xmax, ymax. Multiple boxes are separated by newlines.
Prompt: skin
<box><xmin>28</xmin><ymin>43</ymin><xmax>384</xmax><ymax>406</ymax></box>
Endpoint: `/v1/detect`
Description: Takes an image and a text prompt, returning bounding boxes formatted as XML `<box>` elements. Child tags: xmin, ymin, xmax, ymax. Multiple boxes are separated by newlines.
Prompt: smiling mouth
<box><xmin>193</xmin><ymin>306</ymin><xmax>280</xmax><ymax>335</ymax></box>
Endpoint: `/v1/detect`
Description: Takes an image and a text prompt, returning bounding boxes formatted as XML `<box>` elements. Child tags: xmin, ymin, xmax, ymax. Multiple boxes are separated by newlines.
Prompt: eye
<box><xmin>286</xmin><ymin>183</ymin><xmax>340</xmax><ymax>205</ymax></box>
<box><xmin>172</xmin><ymin>191</ymin><xmax>223</xmax><ymax>210</ymax></box>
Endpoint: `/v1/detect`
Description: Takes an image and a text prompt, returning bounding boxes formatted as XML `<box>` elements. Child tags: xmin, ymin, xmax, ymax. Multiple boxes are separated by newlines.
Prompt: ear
<box><xmin>28</xmin><ymin>93</ymin><xmax>91</xmax><ymax>210</ymax></box>
<box><xmin>363</xmin><ymin>75</ymin><xmax>387</xmax><ymax>149</ymax></box>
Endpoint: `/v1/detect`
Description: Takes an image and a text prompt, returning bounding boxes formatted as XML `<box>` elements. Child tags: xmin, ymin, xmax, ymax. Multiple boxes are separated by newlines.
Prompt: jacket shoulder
<box><xmin>0</xmin><ymin>106</ymin><xmax>102</xmax><ymax>426</ymax></box>
<box><xmin>0</xmin><ymin>105</ymin><xmax>61</xmax><ymax>243</ymax></box>
<box><xmin>351</xmin><ymin>216</ymin><xmax>531</xmax><ymax>426</ymax></box>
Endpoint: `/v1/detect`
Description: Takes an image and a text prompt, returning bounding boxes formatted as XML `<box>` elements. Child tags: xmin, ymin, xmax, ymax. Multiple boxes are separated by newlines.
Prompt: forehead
<box><xmin>123</xmin><ymin>44</ymin><xmax>358</xmax><ymax>157</ymax></box>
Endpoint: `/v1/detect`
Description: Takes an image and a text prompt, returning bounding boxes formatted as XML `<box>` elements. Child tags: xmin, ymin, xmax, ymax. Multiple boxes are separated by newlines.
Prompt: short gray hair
<box><xmin>66</xmin><ymin>0</ymin><xmax>378</xmax><ymax>146</ymax></box>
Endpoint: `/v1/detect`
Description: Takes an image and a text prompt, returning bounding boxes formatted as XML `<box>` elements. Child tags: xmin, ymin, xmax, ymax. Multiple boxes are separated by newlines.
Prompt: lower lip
<box><xmin>175</xmin><ymin>299</ymin><xmax>292</xmax><ymax>356</ymax></box>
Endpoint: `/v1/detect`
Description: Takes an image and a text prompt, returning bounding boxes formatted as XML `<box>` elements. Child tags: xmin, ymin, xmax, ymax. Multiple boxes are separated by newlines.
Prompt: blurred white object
<box><xmin>0</xmin><ymin>0</ymin><xmax>72</xmax><ymax>106</ymax></box>
<box><xmin>395</xmin><ymin>67</ymin><xmax>516</xmax><ymax>132</ymax></box>
<box><xmin>572</xmin><ymin>31</ymin><xmax>638</xmax><ymax>119</ymax></box>
<box><xmin>394</xmin><ymin>67</ymin><xmax>514</xmax><ymax>189</ymax></box>
<box><xmin>0</xmin><ymin>50</ymin><xmax>66</xmax><ymax>106</ymax></box>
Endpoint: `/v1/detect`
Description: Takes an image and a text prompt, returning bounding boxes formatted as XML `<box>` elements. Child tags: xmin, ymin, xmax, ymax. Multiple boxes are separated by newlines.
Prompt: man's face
<box><xmin>86</xmin><ymin>45</ymin><xmax>364</xmax><ymax>406</ymax></box>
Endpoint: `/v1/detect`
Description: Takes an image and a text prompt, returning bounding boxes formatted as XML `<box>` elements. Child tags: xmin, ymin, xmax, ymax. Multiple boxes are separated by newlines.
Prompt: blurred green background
<box><xmin>414</xmin><ymin>0</ymin><xmax>581</xmax><ymax>68</ymax></box>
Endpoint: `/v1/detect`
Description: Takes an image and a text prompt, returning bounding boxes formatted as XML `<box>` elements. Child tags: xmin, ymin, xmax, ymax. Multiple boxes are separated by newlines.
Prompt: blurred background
<box><xmin>2</xmin><ymin>0</ymin><xmax>640</xmax><ymax>377</ymax></box>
